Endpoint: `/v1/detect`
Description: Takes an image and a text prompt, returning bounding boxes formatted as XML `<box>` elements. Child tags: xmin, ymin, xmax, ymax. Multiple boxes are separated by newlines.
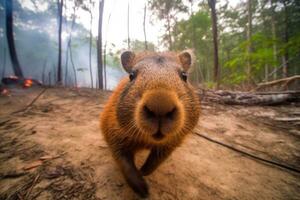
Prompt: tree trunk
<box><xmin>265</xmin><ymin>64</ymin><xmax>269</xmax><ymax>81</ymax></box>
<box><xmin>42</xmin><ymin>58</ymin><xmax>47</xmax><ymax>84</ymax></box>
<box><xmin>57</xmin><ymin>0</ymin><xmax>63</xmax><ymax>84</ymax></box>
<box><xmin>69</xmin><ymin>44</ymin><xmax>77</xmax><ymax>87</ymax></box>
<box><xmin>199</xmin><ymin>89</ymin><xmax>300</xmax><ymax>106</ymax></box>
<box><xmin>127</xmin><ymin>1</ymin><xmax>130</xmax><ymax>49</ymax></box>
<box><xmin>143</xmin><ymin>3</ymin><xmax>148</xmax><ymax>50</ymax></box>
<box><xmin>1</xmin><ymin>47</ymin><xmax>6</xmax><ymax>79</ymax></box>
<box><xmin>246</xmin><ymin>0</ymin><xmax>252</xmax><ymax>82</ymax></box>
<box><xmin>282</xmin><ymin>0</ymin><xmax>289</xmax><ymax>78</ymax></box>
<box><xmin>68</xmin><ymin>5</ymin><xmax>78</xmax><ymax>88</ymax></box>
<box><xmin>89</xmin><ymin>7</ymin><xmax>94</xmax><ymax>89</ymax></box>
<box><xmin>208</xmin><ymin>0</ymin><xmax>220</xmax><ymax>88</ymax></box>
<box><xmin>97</xmin><ymin>0</ymin><xmax>104</xmax><ymax>90</ymax></box>
<box><xmin>65</xmin><ymin>45</ymin><xmax>69</xmax><ymax>86</ymax></box>
<box><xmin>260</xmin><ymin>1</ymin><xmax>268</xmax><ymax>82</ymax></box>
<box><xmin>166</xmin><ymin>14</ymin><xmax>173</xmax><ymax>50</ymax></box>
<box><xmin>5</xmin><ymin>0</ymin><xmax>24</xmax><ymax>78</ymax></box>
<box><xmin>270</xmin><ymin>0</ymin><xmax>278</xmax><ymax>79</ymax></box>
<box><xmin>103</xmin><ymin>3</ymin><xmax>114</xmax><ymax>90</ymax></box>
<box><xmin>103</xmin><ymin>44</ymin><xmax>107</xmax><ymax>90</ymax></box>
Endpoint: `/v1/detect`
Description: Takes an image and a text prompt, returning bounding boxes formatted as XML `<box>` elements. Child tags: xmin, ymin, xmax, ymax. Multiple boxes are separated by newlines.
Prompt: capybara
<box><xmin>100</xmin><ymin>50</ymin><xmax>200</xmax><ymax>197</ymax></box>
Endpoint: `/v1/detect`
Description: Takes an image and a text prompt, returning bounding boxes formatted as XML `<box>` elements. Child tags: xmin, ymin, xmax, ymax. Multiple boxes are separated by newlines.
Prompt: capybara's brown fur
<box><xmin>100</xmin><ymin>50</ymin><xmax>200</xmax><ymax>197</ymax></box>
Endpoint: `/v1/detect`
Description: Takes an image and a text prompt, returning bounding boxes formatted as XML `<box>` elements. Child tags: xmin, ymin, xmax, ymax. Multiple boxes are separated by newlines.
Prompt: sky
<box><xmin>79</xmin><ymin>0</ymin><xmax>240</xmax><ymax>51</ymax></box>
<box><xmin>78</xmin><ymin>0</ymin><xmax>163</xmax><ymax>51</ymax></box>
<box><xmin>21</xmin><ymin>0</ymin><xmax>241</xmax><ymax>51</ymax></box>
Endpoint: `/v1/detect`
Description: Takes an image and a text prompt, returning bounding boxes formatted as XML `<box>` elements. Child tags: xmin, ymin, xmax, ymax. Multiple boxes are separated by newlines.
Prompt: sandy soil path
<box><xmin>0</xmin><ymin>87</ymin><xmax>299</xmax><ymax>200</ymax></box>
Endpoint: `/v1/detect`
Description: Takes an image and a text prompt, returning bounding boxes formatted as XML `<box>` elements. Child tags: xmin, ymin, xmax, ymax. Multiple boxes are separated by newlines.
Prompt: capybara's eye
<box><xmin>181</xmin><ymin>71</ymin><xmax>187</xmax><ymax>82</ymax></box>
<box><xmin>129</xmin><ymin>71</ymin><xmax>137</xmax><ymax>81</ymax></box>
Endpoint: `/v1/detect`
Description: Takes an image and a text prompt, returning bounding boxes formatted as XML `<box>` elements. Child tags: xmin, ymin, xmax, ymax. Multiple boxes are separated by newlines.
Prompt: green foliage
<box><xmin>130</xmin><ymin>39</ymin><xmax>156</xmax><ymax>52</ymax></box>
<box><xmin>171</xmin><ymin>8</ymin><xmax>213</xmax><ymax>83</ymax></box>
<box><xmin>153</xmin><ymin>0</ymin><xmax>300</xmax><ymax>87</ymax></box>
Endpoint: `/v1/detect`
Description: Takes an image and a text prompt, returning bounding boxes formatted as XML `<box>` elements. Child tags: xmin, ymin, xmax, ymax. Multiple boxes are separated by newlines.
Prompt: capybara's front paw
<box><xmin>126</xmin><ymin>175</ymin><xmax>149</xmax><ymax>198</ymax></box>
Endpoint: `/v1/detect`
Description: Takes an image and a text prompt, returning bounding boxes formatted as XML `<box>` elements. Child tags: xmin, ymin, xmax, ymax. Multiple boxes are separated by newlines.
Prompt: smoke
<box><xmin>0</xmin><ymin>0</ymin><xmax>125</xmax><ymax>89</ymax></box>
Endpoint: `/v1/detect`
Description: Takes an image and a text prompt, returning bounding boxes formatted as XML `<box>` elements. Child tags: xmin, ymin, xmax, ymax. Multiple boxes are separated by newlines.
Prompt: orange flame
<box><xmin>24</xmin><ymin>79</ymin><xmax>33</xmax><ymax>88</ymax></box>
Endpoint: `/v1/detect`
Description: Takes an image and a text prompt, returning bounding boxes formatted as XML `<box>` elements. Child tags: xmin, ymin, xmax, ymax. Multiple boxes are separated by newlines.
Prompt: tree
<box><xmin>5</xmin><ymin>0</ymin><xmax>24</xmax><ymax>78</ymax></box>
<box><xmin>65</xmin><ymin>0</ymin><xmax>78</xmax><ymax>87</ymax></box>
<box><xmin>171</xmin><ymin>7</ymin><xmax>211</xmax><ymax>83</ymax></box>
<box><xmin>208</xmin><ymin>0</ymin><xmax>220</xmax><ymax>87</ymax></box>
<box><xmin>127</xmin><ymin>0</ymin><xmax>130</xmax><ymax>49</ymax></box>
<box><xmin>85</xmin><ymin>0</ymin><xmax>95</xmax><ymax>88</ymax></box>
<box><xmin>97</xmin><ymin>0</ymin><xmax>104</xmax><ymax>89</ymax></box>
<box><xmin>1</xmin><ymin>47</ymin><xmax>6</xmax><ymax>79</ymax></box>
<box><xmin>143</xmin><ymin>3</ymin><xmax>148</xmax><ymax>50</ymax></box>
<box><xmin>281</xmin><ymin>0</ymin><xmax>289</xmax><ymax>77</ymax></box>
<box><xmin>246</xmin><ymin>0</ymin><xmax>253</xmax><ymax>82</ymax></box>
<box><xmin>130</xmin><ymin>39</ymin><xmax>155</xmax><ymax>52</ymax></box>
<box><xmin>270</xmin><ymin>0</ymin><xmax>278</xmax><ymax>79</ymax></box>
<box><xmin>57</xmin><ymin>0</ymin><xmax>63</xmax><ymax>84</ymax></box>
<box><xmin>148</xmin><ymin>0</ymin><xmax>187</xmax><ymax>50</ymax></box>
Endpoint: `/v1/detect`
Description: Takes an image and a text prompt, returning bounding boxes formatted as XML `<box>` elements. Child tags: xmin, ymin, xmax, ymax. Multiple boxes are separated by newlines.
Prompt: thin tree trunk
<box><xmin>1</xmin><ymin>47</ymin><xmax>6</xmax><ymax>79</ymax></box>
<box><xmin>42</xmin><ymin>58</ymin><xmax>47</xmax><ymax>84</ymax></box>
<box><xmin>166</xmin><ymin>14</ymin><xmax>173</xmax><ymax>50</ymax></box>
<box><xmin>67</xmin><ymin>4</ymin><xmax>78</xmax><ymax>88</ymax></box>
<box><xmin>190</xmin><ymin>1</ymin><xmax>196</xmax><ymax>51</ymax></box>
<box><xmin>246</xmin><ymin>0</ymin><xmax>252</xmax><ymax>82</ymax></box>
<box><xmin>260</xmin><ymin>1</ymin><xmax>268</xmax><ymax>82</ymax></box>
<box><xmin>57</xmin><ymin>0</ymin><xmax>63</xmax><ymax>84</ymax></box>
<box><xmin>89</xmin><ymin>8</ymin><xmax>94</xmax><ymax>89</ymax></box>
<box><xmin>5</xmin><ymin>0</ymin><xmax>24</xmax><ymax>78</ymax></box>
<box><xmin>103</xmin><ymin>45</ymin><xmax>107</xmax><ymax>89</ymax></box>
<box><xmin>143</xmin><ymin>3</ymin><xmax>148</xmax><ymax>50</ymax></box>
<box><xmin>282</xmin><ymin>0</ymin><xmax>289</xmax><ymax>77</ymax></box>
<box><xmin>64</xmin><ymin>46</ymin><xmax>69</xmax><ymax>86</ymax></box>
<box><xmin>127</xmin><ymin>1</ymin><xmax>130</xmax><ymax>49</ymax></box>
<box><xmin>48</xmin><ymin>71</ymin><xmax>51</xmax><ymax>86</ymax></box>
<box><xmin>208</xmin><ymin>0</ymin><xmax>220</xmax><ymax>88</ymax></box>
<box><xmin>265</xmin><ymin>64</ymin><xmax>268</xmax><ymax>81</ymax></box>
<box><xmin>190</xmin><ymin>0</ymin><xmax>200</xmax><ymax>83</ymax></box>
<box><xmin>69</xmin><ymin>44</ymin><xmax>77</xmax><ymax>87</ymax></box>
<box><xmin>97</xmin><ymin>0</ymin><xmax>104</xmax><ymax>89</ymax></box>
<box><xmin>103</xmin><ymin>3</ymin><xmax>113</xmax><ymax>90</ymax></box>
<box><xmin>270</xmin><ymin>0</ymin><xmax>278</xmax><ymax>79</ymax></box>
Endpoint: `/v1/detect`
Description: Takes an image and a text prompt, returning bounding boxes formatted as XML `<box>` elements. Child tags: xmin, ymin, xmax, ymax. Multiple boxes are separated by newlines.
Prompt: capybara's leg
<box><xmin>140</xmin><ymin>147</ymin><xmax>173</xmax><ymax>176</ymax></box>
<box><xmin>116</xmin><ymin>151</ymin><xmax>149</xmax><ymax>198</ymax></box>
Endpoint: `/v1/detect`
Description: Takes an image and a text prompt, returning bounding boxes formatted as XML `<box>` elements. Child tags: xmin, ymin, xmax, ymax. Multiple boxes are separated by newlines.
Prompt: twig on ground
<box><xmin>9</xmin><ymin>87</ymin><xmax>48</xmax><ymax>115</ymax></box>
<box><xmin>193</xmin><ymin>131</ymin><xmax>300</xmax><ymax>174</ymax></box>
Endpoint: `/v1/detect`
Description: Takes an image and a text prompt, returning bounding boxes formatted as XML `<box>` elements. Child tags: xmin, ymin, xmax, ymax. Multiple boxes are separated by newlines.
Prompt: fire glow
<box><xmin>23</xmin><ymin>79</ymin><xmax>33</xmax><ymax>88</ymax></box>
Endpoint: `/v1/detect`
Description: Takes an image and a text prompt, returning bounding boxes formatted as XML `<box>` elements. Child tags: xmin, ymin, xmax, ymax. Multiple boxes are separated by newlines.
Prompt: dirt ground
<box><xmin>0</xmin><ymin>87</ymin><xmax>299</xmax><ymax>200</ymax></box>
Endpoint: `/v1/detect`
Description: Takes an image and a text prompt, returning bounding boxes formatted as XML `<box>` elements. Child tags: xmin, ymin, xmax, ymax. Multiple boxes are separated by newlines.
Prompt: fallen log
<box><xmin>198</xmin><ymin>89</ymin><xmax>300</xmax><ymax>106</ymax></box>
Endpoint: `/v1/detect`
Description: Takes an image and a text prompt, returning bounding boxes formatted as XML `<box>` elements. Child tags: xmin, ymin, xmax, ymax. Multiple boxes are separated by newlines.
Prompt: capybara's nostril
<box><xmin>143</xmin><ymin>105</ymin><xmax>156</xmax><ymax>119</ymax></box>
<box><xmin>165</xmin><ymin>107</ymin><xmax>177</xmax><ymax>120</ymax></box>
<box><xmin>143</xmin><ymin>103</ymin><xmax>177</xmax><ymax>122</ymax></box>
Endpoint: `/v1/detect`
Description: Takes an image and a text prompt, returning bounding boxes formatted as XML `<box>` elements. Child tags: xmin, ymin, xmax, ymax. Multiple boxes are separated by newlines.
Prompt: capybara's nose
<box><xmin>142</xmin><ymin>90</ymin><xmax>178</xmax><ymax>123</ymax></box>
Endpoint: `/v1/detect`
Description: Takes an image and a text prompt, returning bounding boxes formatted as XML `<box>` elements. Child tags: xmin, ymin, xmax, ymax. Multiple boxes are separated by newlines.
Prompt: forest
<box><xmin>0</xmin><ymin>0</ymin><xmax>300</xmax><ymax>199</ymax></box>
<box><xmin>0</xmin><ymin>0</ymin><xmax>299</xmax><ymax>90</ymax></box>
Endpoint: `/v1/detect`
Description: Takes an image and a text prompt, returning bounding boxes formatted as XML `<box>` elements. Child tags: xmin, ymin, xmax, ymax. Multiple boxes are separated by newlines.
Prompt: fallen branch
<box><xmin>198</xmin><ymin>89</ymin><xmax>300</xmax><ymax>106</ymax></box>
<box><xmin>255</xmin><ymin>75</ymin><xmax>300</xmax><ymax>91</ymax></box>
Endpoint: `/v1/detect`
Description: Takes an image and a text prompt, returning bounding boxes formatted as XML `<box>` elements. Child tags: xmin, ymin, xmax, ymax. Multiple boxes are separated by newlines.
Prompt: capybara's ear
<box><xmin>178</xmin><ymin>50</ymin><xmax>195</xmax><ymax>72</ymax></box>
<box><xmin>121</xmin><ymin>51</ymin><xmax>135</xmax><ymax>73</ymax></box>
